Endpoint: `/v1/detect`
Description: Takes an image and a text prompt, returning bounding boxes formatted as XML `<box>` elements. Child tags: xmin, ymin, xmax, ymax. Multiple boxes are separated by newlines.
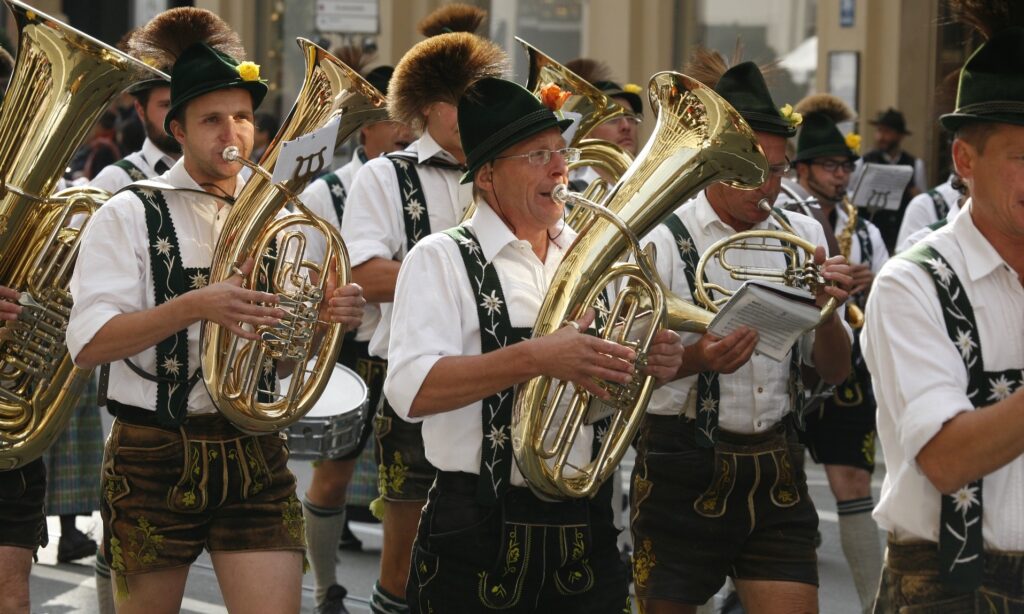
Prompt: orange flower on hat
<box><xmin>539</xmin><ymin>83</ymin><xmax>572</xmax><ymax>112</ymax></box>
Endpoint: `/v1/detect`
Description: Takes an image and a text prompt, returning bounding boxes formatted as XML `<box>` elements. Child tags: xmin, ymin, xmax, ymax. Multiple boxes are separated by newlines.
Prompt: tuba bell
<box><xmin>200</xmin><ymin>38</ymin><xmax>387</xmax><ymax>434</ymax></box>
<box><xmin>0</xmin><ymin>0</ymin><xmax>168</xmax><ymax>469</ymax></box>
<box><xmin>512</xmin><ymin>71</ymin><xmax>768</xmax><ymax>500</ymax></box>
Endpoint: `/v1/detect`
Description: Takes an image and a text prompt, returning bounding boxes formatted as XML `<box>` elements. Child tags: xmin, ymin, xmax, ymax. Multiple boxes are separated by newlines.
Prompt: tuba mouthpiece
<box><xmin>222</xmin><ymin>146</ymin><xmax>241</xmax><ymax>162</ymax></box>
<box><xmin>757</xmin><ymin>198</ymin><xmax>772</xmax><ymax>213</ymax></box>
<box><xmin>551</xmin><ymin>183</ymin><xmax>571</xmax><ymax>205</ymax></box>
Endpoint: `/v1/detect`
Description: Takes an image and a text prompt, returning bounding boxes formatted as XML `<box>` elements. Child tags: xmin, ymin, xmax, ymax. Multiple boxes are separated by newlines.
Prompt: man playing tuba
<box><xmin>631</xmin><ymin>52</ymin><xmax>854</xmax><ymax>614</ymax></box>
<box><xmin>384</xmin><ymin>75</ymin><xmax>682</xmax><ymax>614</ymax></box>
<box><xmin>65</xmin><ymin>10</ymin><xmax>364</xmax><ymax>613</ymax></box>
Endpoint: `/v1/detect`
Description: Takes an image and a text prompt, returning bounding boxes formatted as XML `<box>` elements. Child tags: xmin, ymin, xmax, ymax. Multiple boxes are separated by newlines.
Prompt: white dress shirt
<box><xmin>383</xmin><ymin>203</ymin><xmax>593</xmax><ymax>485</ymax></box>
<box><xmin>67</xmin><ymin>160</ymin><xmax>245</xmax><ymax>415</ymax></box>
<box><xmin>340</xmin><ymin>131</ymin><xmax>472</xmax><ymax>358</ymax></box>
<box><xmin>862</xmin><ymin>201</ymin><xmax>1024</xmax><ymax>550</ymax></box>
<box><xmin>299</xmin><ymin>147</ymin><xmax>379</xmax><ymax>342</ymax></box>
<box><xmin>89</xmin><ymin>138</ymin><xmax>178</xmax><ymax>194</ymax></box>
<box><xmin>642</xmin><ymin>191</ymin><xmax>850</xmax><ymax>433</ymax></box>
<box><xmin>895</xmin><ymin>176</ymin><xmax>962</xmax><ymax>251</ymax></box>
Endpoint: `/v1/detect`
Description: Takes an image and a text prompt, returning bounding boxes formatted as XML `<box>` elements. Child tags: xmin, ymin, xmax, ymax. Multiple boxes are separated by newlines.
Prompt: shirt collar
<box><xmin>140</xmin><ymin>138</ymin><xmax>176</xmax><ymax>172</ymax></box>
<box><xmin>352</xmin><ymin>145</ymin><xmax>368</xmax><ymax>167</ymax></box>
<box><xmin>469</xmin><ymin>200</ymin><xmax>576</xmax><ymax>264</ymax></box>
<box><xmin>167</xmin><ymin>158</ymin><xmax>245</xmax><ymax>198</ymax></box>
<box><xmin>414</xmin><ymin>130</ymin><xmax>459</xmax><ymax>165</ymax></box>
<box><xmin>956</xmin><ymin>199</ymin><xmax>1013</xmax><ymax>282</ymax></box>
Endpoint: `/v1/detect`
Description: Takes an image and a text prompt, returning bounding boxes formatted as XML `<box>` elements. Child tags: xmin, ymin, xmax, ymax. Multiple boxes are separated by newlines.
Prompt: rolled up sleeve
<box><xmin>67</xmin><ymin>197</ymin><xmax>148</xmax><ymax>364</ymax></box>
<box><xmin>383</xmin><ymin>236</ymin><xmax>470</xmax><ymax>422</ymax></box>
<box><xmin>341</xmin><ymin>161</ymin><xmax>403</xmax><ymax>267</ymax></box>
<box><xmin>862</xmin><ymin>260</ymin><xmax>973</xmax><ymax>470</ymax></box>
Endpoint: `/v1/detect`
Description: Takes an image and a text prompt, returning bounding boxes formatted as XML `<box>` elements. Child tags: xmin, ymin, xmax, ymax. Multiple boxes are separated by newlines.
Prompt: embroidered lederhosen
<box><xmin>114</xmin><ymin>158</ymin><xmax>146</xmax><ymax>182</ymax></box>
<box><xmin>903</xmin><ymin>244</ymin><xmax>1024</xmax><ymax>591</ymax></box>
<box><xmin>432</xmin><ymin>226</ymin><xmax>613</xmax><ymax>609</ymax></box>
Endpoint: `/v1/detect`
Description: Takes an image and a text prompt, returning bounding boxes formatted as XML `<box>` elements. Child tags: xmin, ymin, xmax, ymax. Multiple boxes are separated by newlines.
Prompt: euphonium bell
<box><xmin>200</xmin><ymin>39</ymin><xmax>386</xmax><ymax>434</ymax></box>
<box><xmin>0</xmin><ymin>0</ymin><xmax>168</xmax><ymax>469</ymax></box>
<box><xmin>512</xmin><ymin>71</ymin><xmax>769</xmax><ymax>500</ymax></box>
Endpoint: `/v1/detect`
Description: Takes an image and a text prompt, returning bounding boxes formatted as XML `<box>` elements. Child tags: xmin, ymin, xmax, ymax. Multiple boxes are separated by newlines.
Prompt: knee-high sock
<box><xmin>94</xmin><ymin>549</ymin><xmax>115</xmax><ymax>614</ymax></box>
<box><xmin>371</xmin><ymin>580</ymin><xmax>409</xmax><ymax>614</ymax></box>
<box><xmin>837</xmin><ymin>497</ymin><xmax>883</xmax><ymax>614</ymax></box>
<box><xmin>302</xmin><ymin>498</ymin><xmax>347</xmax><ymax>604</ymax></box>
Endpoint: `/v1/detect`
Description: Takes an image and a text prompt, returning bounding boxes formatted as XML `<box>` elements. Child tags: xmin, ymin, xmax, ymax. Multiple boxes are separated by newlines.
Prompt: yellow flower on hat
<box><xmin>623</xmin><ymin>83</ymin><xmax>642</xmax><ymax>95</ymax></box>
<box><xmin>845</xmin><ymin>132</ymin><xmax>862</xmax><ymax>154</ymax></box>
<box><xmin>779</xmin><ymin>103</ymin><xmax>803</xmax><ymax>127</ymax></box>
<box><xmin>237</xmin><ymin>61</ymin><xmax>261</xmax><ymax>82</ymax></box>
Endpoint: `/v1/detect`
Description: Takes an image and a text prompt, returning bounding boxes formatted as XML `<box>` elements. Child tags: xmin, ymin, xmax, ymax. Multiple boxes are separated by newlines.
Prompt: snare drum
<box><xmin>282</xmin><ymin>365</ymin><xmax>369</xmax><ymax>460</ymax></box>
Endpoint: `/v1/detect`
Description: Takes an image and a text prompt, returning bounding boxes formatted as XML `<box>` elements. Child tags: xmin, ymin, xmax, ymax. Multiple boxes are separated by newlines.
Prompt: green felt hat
<box><xmin>713</xmin><ymin>61</ymin><xmax>796</xmax><ymax>137</ymax></box>
<box><xmin>940</xmin><ymin>26</ymin><xmax>1024</xmax><ymax>132</ymax></box>
<box><xmin>593</xmin><ymin>79</ymin><xmax>643</xmax><ymax>115</ymax></box>
<box><xmin>795</xmin><ymin>113</ymin><xmax>858</xmax><ymax>162</ymax></box>
<box><xmin>458</xmin><ymin>77</ymin><xmax>574</xmax><ymax>184</ymax></box>
<box><xmin>163</xmin><ymin>43</ymin><xmax>268</xmax><ymax>135</ymax></box>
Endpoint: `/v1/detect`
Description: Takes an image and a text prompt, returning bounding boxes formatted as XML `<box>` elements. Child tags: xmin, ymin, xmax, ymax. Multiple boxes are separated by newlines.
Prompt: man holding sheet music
<box><xmin>630</xmin><ymin>52</ymin><xmax>854</xmax><ymax>614</ymax></box>
<box><xmin>790</xmin><ymin>93</ymin><xmax>889</xmax><ymax>614</ymax></box>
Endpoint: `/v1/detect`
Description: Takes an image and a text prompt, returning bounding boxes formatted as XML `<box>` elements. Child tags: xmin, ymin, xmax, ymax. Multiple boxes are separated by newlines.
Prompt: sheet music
<box><xmin>271</xmin><ymin>116</ymin><xmax>341</xmax><ymax>184</ymax></box>
<box><xmin>849</xmin><ymin>162</ymin><xmax>914</xmax><ymax>211</ymax></box>
<box><xmin>708</xmin><ymin>281</ymin><xmax>820</xmax><ymax>362</ymax></box>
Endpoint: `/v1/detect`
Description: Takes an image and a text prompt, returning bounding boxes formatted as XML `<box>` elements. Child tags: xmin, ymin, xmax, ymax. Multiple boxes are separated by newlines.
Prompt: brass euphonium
<box><xmin>512</xmin><ymin>71</ymin><xmax>769</xmax><ymax>500</ymax></box>
<box><xmin>518</xmin><ymin>37</ymin><xmax>634</xmax><ymax>214</ymax></box>
<box><xmin>201</xmin><ymin>39</ymin><xmax>386</xmax><ymax>434</ymax></box>
<box><xmin>0</xmin><ymin>0</ymin><xmax>167</xmax><ymax>469</ymax></box>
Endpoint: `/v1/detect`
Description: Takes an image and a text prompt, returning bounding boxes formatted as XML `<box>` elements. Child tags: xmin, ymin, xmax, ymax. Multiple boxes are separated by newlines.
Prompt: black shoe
<box><xmin>315</xmin><ymin>584</ymin><xmax>350</xmax><ymax>614</ymax></box>
<box><xmin>338</xmin><ymin>522</ymin><xmax>362</xmax><ymax>552</ymax></box>
<box><xmin>57</xmin><ymin>528</ymin><xmax>97</xmax><ymax>563</ymax></box>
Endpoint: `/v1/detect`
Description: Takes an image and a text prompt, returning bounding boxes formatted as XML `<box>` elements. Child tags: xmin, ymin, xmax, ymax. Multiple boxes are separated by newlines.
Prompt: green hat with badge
<box><xmin>793</xmin><ymin>93</ymin><xmax>859</xmax><ymax>162</ymax></box>
<box><xmin>458</xmin><ymin>77</ymin><xmax>574</xmax><ymax>184</ymax></box>
<box><xmin>163</xmin><ymin>43</ymin><xmax>268</xmax><ymax>135</ymax></box>
<box><xmin>712</xmin><ymin>62</ymin><xmax>797</xmax><ymax>137</ymax></box>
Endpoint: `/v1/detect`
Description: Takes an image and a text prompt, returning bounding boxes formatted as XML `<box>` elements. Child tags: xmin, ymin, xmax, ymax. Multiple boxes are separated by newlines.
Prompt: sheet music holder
<box><xmin>848</xmin><ymin>162</ymin><xmax>913</xmax><ymax>212</ymax></box>
<box><xmin>707</xmin><ymin>280</ymin><xmax>820</xmax><ymax>362</ymax></box>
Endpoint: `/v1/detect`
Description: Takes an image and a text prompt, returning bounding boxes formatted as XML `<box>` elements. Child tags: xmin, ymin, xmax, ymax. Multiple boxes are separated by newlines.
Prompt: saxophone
<box><xmin>200</xmin><ymin>39</ymin><xmax>387</xmax><ymax>434</ymax></box>
<box><xmin>0</xmin><ymin>0</ymin><xmax>167</xmax><ymax>469</ymax></box>
<box><xmin>837</xmin><ymin>196</ymin><xmax>865</xmax><ymax>328</ymax></box>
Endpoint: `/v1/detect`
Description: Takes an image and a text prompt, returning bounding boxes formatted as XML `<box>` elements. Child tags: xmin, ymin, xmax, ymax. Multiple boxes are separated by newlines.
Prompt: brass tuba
<box><xmin>519</xmin><ymin>37</ymin><xmax>634</xmax><ymax>212</ymax></box>
<box><xmin>200</xmin><ymin>39</ymin><xmax>387</xmax><ymax>434</ymax></box>
<box><xmin>512</xmin><ymin>72</ymin><xmax>768</xmax><ymax>500</ymax></box>
<box><xmin>0</xmin><ymin>0</ymin><xmax>167</xmax><ymax>469</ymax></box>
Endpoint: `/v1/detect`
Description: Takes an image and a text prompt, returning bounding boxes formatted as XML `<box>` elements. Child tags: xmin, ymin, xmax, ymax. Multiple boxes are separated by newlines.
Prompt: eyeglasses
<box><xmin>602</xmin><ymin>116</ymin><xmax>643</xmax><ymax>128</ymax></box>
<box><xmin>494</xmin><ymin>147</ymin><xmax>582</xmax><ymax>166</ymax></box>
<box><xmin>767</xmin><ymin>158</ymin><xmax>791</xmax><ymax>178</ymax></box>
<box><xmin>813</xmin><ymin>159</ymin><xmax>857</xmax><ymax>173</ymax></box>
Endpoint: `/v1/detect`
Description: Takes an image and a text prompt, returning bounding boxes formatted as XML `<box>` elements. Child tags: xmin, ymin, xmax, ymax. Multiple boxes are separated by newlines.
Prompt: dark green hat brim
<box><xmin>940</xmin><ymin>109</ymin><xmax>1024</xmax><ymax>132</ymax></box>
<box><xmin>128</xmin><ymin>78</ymin><xmax>171</xmax><ymax>95</ymax></box>
<box><xmin>460</xmin><ymin>113</ymin><xmax>573</xmax><ymax>183</ymax></box>
<box><xmin>940</xmin><ymin>27</ymin><xmax>1024</xmax><ymax>132</ymax></box>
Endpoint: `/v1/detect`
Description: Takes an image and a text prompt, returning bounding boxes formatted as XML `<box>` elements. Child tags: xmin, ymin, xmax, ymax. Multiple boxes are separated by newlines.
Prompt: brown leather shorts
<box><xmin>375</xmin><ymin>399</ymin><xmax>435</xmax><ymax>502</ymax></box>
<box><xmin>100</xmin><ymin>411</ymin><xmax>305</xmax><ymax>578</ymax></box>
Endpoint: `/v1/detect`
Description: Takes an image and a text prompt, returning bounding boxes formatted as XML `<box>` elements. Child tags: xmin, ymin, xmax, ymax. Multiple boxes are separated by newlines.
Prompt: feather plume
<box><xmin>418</xmin><ymin>3</ymin><xmax>487</xmax><ymax>37</ymax></box>
<box><xmin>389</xmin><ymin>32</ymin><xmax>508</xmax><ymax>127</ymax></box>
<box><xmin>949</xmin><ymin>0</ymin><xmax>1024</xmax><ymax>40</ymax></box>
<box><xmin>128</xmin><ymin>7</ymin><xmax>245</xmax><ymax>71</ymax></box>
<box><xmin>332</xmin><ymin>44</ymin><xmax>374</xmax><ymax>75</ymax></box>
<box><xmin>794</xmin><ymin>93</ymin><xmax>855</xmax><ymax>123</ymax></box>
<box><xmin>565</xmin><ymin>58</ymin><xmax>612</xmax><ymax>85</ymax></box>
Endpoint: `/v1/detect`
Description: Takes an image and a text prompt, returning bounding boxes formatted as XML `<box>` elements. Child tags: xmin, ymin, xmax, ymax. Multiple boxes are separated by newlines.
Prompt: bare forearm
<box><xmin>811</xmin><ymin>314</ymin><xmax>851</xmax><ymax>385</ymax></box>
<box><xmin>409</xmin><ymin>344</ymin><xmax>538</xmax><ymax>417</ymax></box>
<box><xmin>674</xmin><ymin>343</ymin><xmax>706</xmax><ymax>380</ymax></box>
<box><xmin>918</xmin><ymin>389</ymin><xmax>1024</xmax><ymax>493</ymax></box>
<box><xmin>75</xmin><ymin>294</ymin><xmax>199</xmax><ymax>369</ymax></box>
<box><xmin>352</xmin><ymin>258</ymin><xmax>399</xmax><ymax>303</ymax></box>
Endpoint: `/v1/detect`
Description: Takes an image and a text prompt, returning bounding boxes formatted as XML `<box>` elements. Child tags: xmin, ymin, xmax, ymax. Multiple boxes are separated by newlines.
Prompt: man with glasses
<box><xmin>632</xmin><ymin>55</ymin><xmax>854</xmax><ymax>613</ymax></box>
<box><xmin>791</xmin><ymin>94</ymin><xmax>888</xmax><ymax>614</ymax></box>
<box><xmin>384</xmin><ymin>75</ymin><xmax>682</xmax><ymax>614</ymax></box>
